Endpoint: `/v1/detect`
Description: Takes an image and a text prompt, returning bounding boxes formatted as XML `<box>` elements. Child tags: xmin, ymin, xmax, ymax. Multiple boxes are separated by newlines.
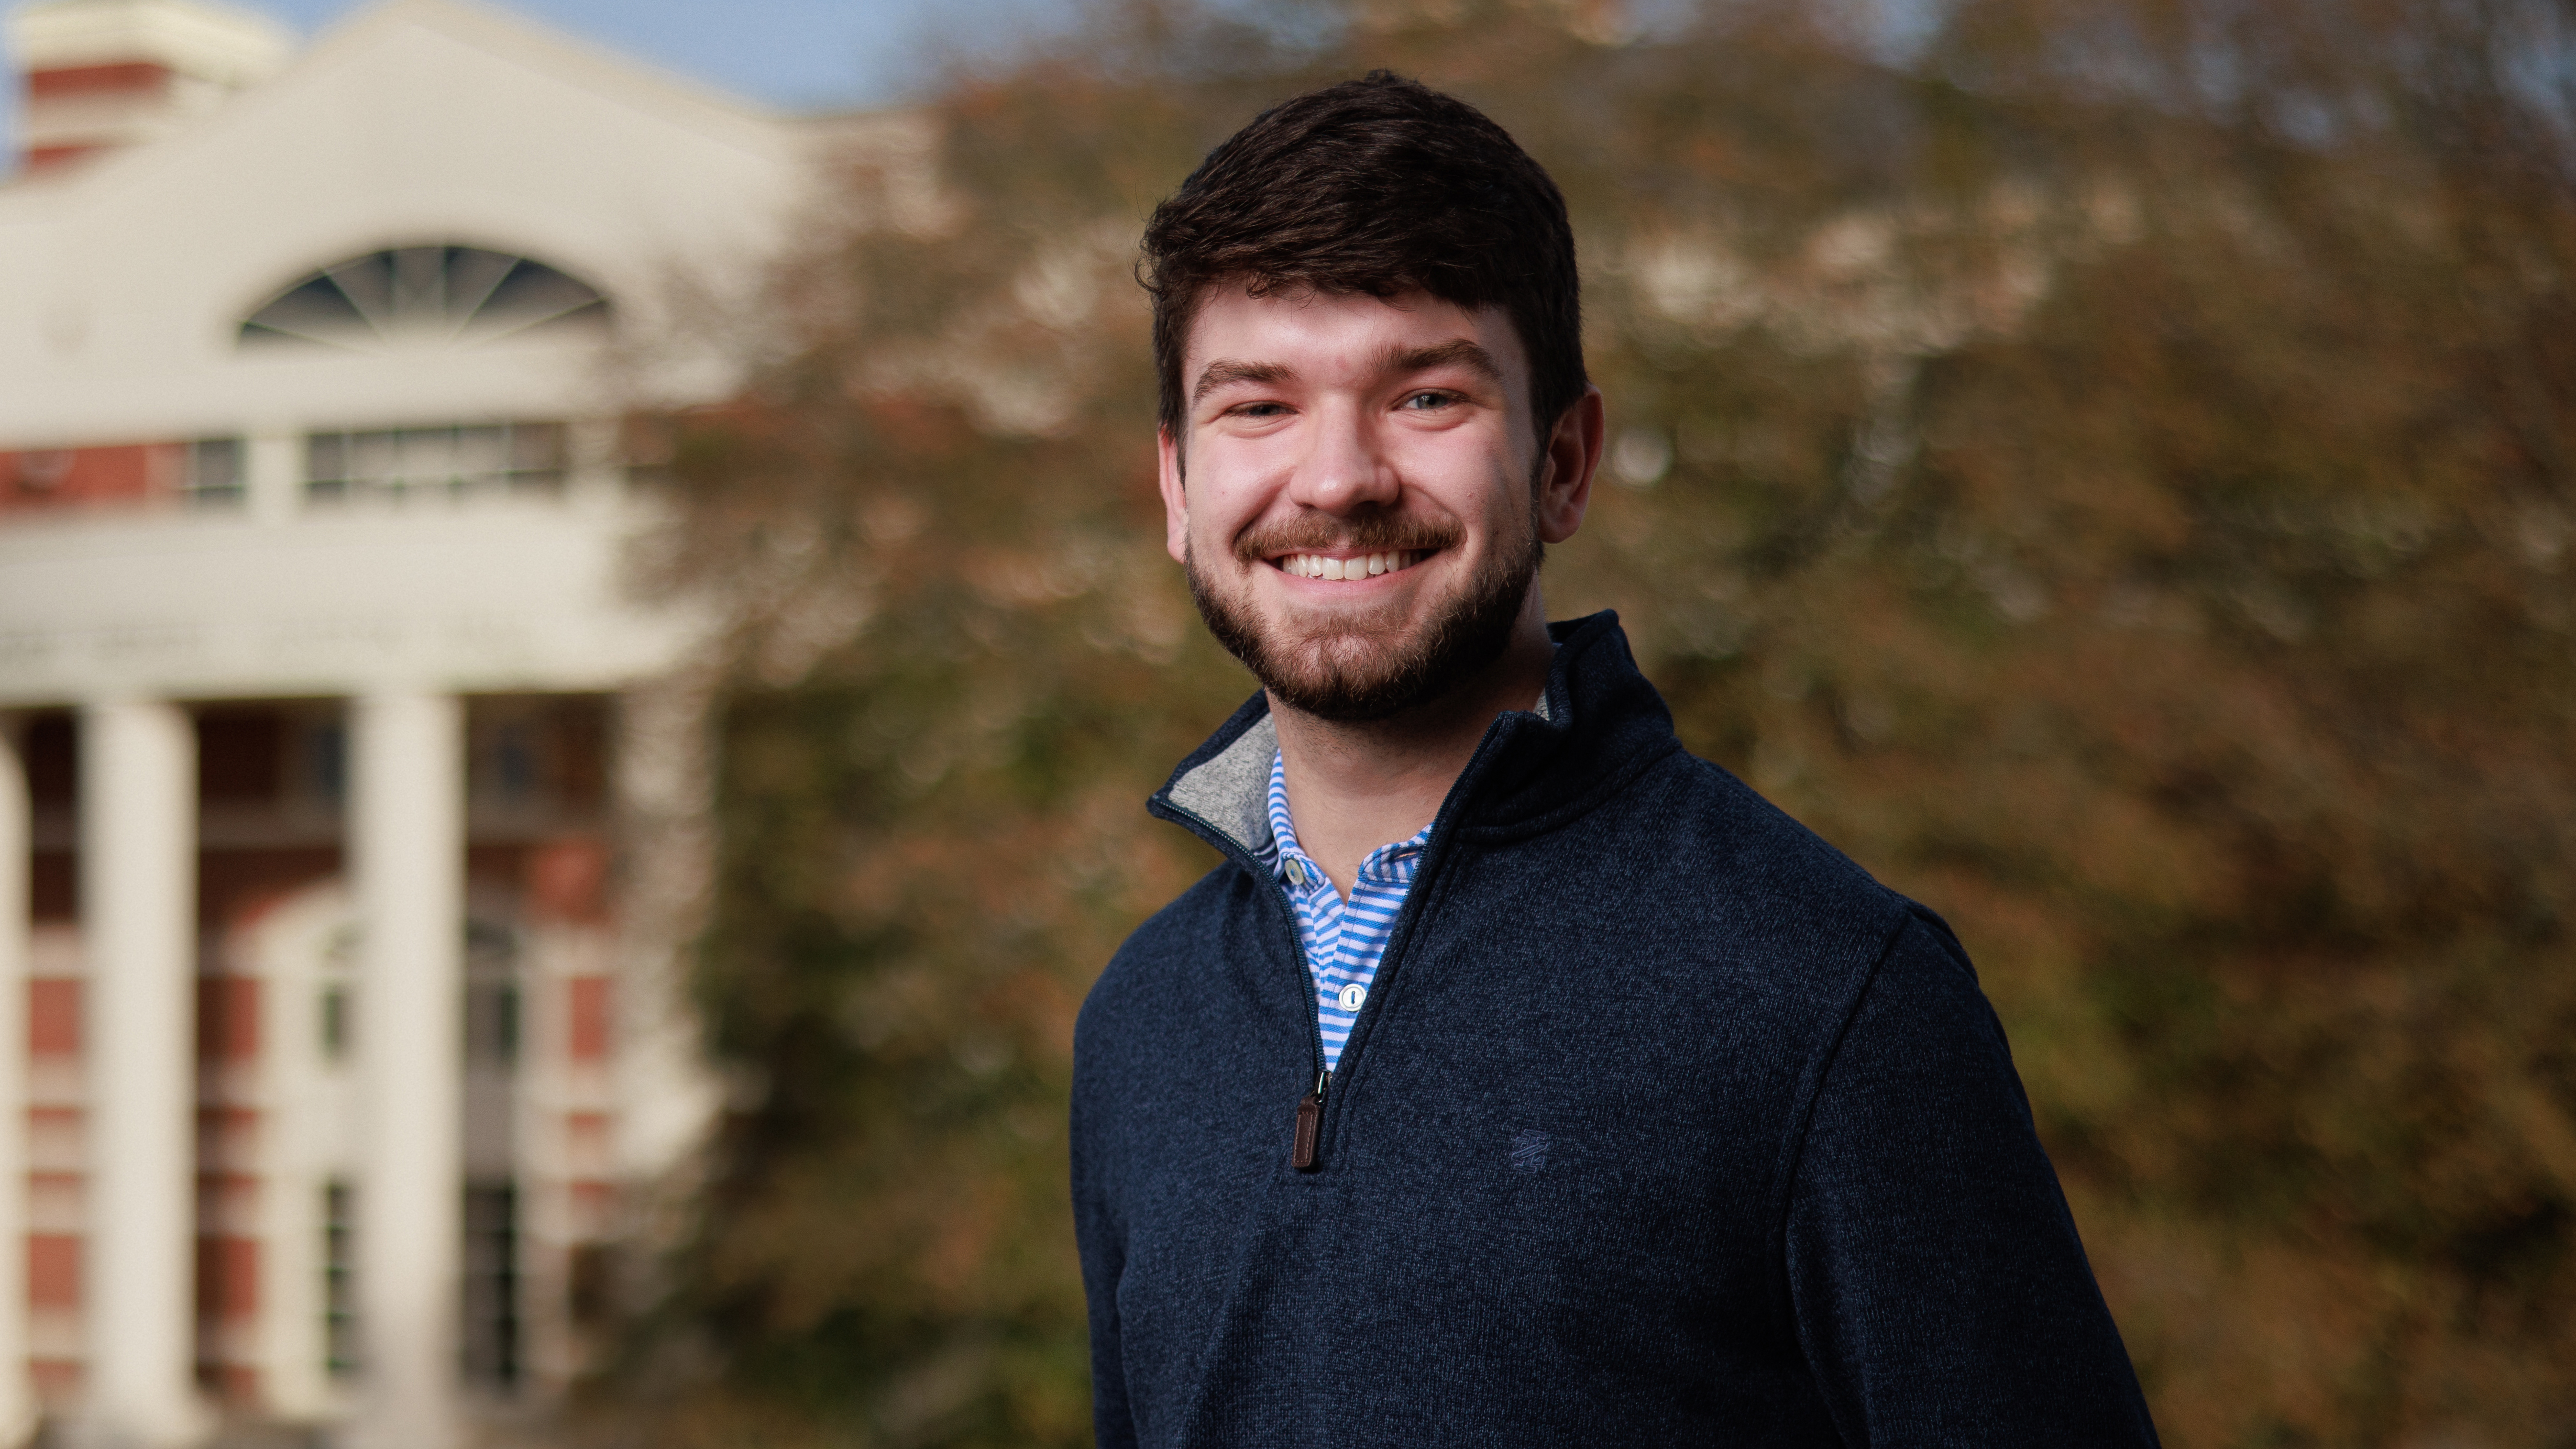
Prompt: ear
<box><xmin>1158</xmin><ymin>426</ymin><xmax>1190</xmax><ymax>564</ymax></box>
<box><xmin>1535</xmin><ymin>385</ymin><xmax>1604</xmax><ymax>544</ymax></box>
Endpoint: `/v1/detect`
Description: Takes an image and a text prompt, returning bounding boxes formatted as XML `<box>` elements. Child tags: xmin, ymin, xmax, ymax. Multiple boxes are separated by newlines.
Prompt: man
<box><xmin>1072</xmin><ymin>72</ymin><xmax>2161</xmax><ymax>1447</ymax></box>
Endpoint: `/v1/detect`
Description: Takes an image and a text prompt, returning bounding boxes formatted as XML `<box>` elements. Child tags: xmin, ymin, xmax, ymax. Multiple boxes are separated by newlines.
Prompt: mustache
<box><xmin>1232</xmin><ymin>514</ymin><xmax>1461</xmax><ymax>563</ymax></box>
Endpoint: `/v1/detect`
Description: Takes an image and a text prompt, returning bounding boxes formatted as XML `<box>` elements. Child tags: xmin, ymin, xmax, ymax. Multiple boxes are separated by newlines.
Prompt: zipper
<box><xmin>1153</xmin><ymin>706</ymin><xmax>1529</xmax><ymax>1176</ymax></box>
<box><xmin>1292</xmin><ymin>1069</ymin><xmax>1328</xmax><ymax>1170</ymax></box>
<box><xmin>1153</xmin><ymin>802</ymin><xmax>1336</xmax><ymax>1171</ymax></box>
<box><xmin>1274</xmin><ymin>870</ymin><xmax>1330</xmax><ymax>1172</ymax></box>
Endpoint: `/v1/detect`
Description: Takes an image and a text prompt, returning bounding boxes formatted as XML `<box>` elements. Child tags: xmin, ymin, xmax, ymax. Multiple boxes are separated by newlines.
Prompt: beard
<box><xmin>1187</xmin><ymin>507</ymin><xmax>1542</xmax><ymax>724</ymax></box>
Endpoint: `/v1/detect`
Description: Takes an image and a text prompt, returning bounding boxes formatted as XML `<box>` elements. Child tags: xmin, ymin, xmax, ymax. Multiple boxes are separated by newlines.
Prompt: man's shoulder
<box><xmin>1586</xmin><ymin>744</ymin><xmax>1910</xmax><ymax>928</ymax></box>
<box><xmin>1110</xmin><ymin>858</ymin><xmax>1248</xmax><ymax>968</ymax></box>
<box><xmin>1075</xmin><ymin>859</ymin><xmax>1253</xmax><ymax>1051</ymax></box>
<box><xmin>1498</xmin><ymin>744</ymin><xmax>1972</xmax><ymax>1044</ymax></box>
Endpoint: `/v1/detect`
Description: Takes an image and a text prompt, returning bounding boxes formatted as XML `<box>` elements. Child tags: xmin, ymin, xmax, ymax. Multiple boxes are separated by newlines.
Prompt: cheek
<box><xmin>1396</xmin><ymin>439</ymin><xmax>1528</xmax><ymax>528</ymax></box>
<box><xmin>1187</xmin><ymin>452</ymin><xmax>1282</xmax><ymax>527</ymax></box>
<box><xmin>1176</xmin><ymin>488</ymin><xmax>1259</xmax><ymax>565</ymax></box>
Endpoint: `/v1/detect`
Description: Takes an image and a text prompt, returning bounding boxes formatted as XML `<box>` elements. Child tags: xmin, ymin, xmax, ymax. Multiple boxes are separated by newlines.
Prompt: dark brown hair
<box><xmin>1140</xmin><ymin>72</ymin><xmax>1584</xmax><ymax>454</ymax></box>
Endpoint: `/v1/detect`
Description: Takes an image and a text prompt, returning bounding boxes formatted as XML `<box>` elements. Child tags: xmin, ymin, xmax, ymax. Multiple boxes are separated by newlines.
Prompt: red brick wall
<box><xmin>194</xmin><ymin>1234</ymin><xmax>258</xmax><ymax>1319</ymax></box>
<box><xmin>26</xmin><ymin>61</ymin><xmax>172</xmax><ymax>99</ymax></box>
<box><xmin>568</xmin><ymin>977</ymin><xmax>611</xmax><ymax>1061</ymax></box>
<box><xmin>20</xmin><ymin>63</ymin><xmax>174</xmax><ymax>173</ymax></box>
<box><xmin>28</xmin><ymin>980</ymin><xmax>78</xmax><ymax>1057</ymax></box>
<box><xmin>526</xmin><ymin>838</ymin><xmax>610</xmax><ymax>923</ymax></box>
<box><xmin>23</xmin><ymin>143</ymin><xmax>102</xmax><ymax>172</ymax></box>
<box><xmin>0</xmin><ymin>444</ymin><xmax>179</xmax><ymax>513</ymax></box>
<box><xmin>199</xmin><ymin>848</ymin><xmax>342</xmax><ymax>931</ymax></box>
<box><xmin>196</xmin><ymin>978</ymin><xmax>260</xmax><ymax>1061</ymax></box>
<box><xmin>27</xmin><ymin>1234</ymin><xmax>79</xmax><ymax>1310</ymax></box>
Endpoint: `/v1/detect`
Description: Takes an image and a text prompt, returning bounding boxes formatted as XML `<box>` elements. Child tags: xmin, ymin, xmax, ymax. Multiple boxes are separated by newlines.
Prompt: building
<box><xmin>0</xmin><ymin>1</ymin><xmax>919</xmax><ymax>1442</ymax></box>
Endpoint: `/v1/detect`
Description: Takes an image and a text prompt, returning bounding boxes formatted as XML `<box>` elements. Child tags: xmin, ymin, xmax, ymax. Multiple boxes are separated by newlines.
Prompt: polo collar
<box><xmin>1151</xmin><ymin>612</ymin><xmax>1680</xmax><ymax>863</ymax></box>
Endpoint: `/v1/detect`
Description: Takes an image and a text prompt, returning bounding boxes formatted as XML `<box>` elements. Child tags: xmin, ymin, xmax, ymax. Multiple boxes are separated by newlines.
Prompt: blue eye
<box><xmin>1400</xmin><ymin>391</ymin><xmax>1455</xmax><ymax>410</ymax></box>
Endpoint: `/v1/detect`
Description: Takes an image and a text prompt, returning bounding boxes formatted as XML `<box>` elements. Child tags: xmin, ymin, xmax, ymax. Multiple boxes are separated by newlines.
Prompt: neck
<box><xmin>1271</xmin><ymin>592</ymin><xmax>1555</xmax><ymax>897</ymax></box>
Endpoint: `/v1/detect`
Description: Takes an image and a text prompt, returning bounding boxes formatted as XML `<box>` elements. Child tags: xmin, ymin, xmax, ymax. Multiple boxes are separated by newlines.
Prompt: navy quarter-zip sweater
<box><xmin>1072</xmin><ymin>613</ymin><xmax>2160</xmax><ymax>1447</ymax></box>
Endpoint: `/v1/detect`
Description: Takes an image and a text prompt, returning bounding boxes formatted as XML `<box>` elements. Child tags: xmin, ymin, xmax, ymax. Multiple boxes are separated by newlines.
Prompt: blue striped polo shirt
<box><xmin>1254</xmin><ymin>749</ymin><xmax>1429</xmax><ymax>1071</ymax></box>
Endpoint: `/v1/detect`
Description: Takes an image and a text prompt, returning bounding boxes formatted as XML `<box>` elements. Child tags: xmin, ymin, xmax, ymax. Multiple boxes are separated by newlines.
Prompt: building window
<box><xmin>318</xmin><ymin>982</ymin><xmax>348</xmax><ymax>1061</ymax></box>
<box><xmin>321</xmin><ymin>920</ymin><xmax>356</xmax><ymax>1064</ymax></box>
<box><xmin>303</xmin><ymin>422</ymin><xmax>566</xmax><ymax>503</ymax></box>
<box><xmin>568</xmin><ymin>1242</ymin><xmax>618</xmax><ymax>1329</ymax></box>
<box><xmin>179</xmin><ymin>438</ymin><xmax>244</xmax><ymax>507</ymax></box>
<box><xmin>323</xmin><ymin>1180</ymin><xmax>357</xmax><ymax>1379</ymax></box>
<box><xmin>461</xmin><ymin>1182</ymin><xmax>521</xmax><ymax>1391</ymax></box>
<box><xmin>239</xmin><ymin>245</ymin><xmax>609</xmax><ymax>351</ymax></box>
<box><xmin>299</xmin><ymin>717</ymin><xmax>348</xmax><ymax>807</ymax></box>
<box><xmin>491</xmin><ymin>721</ymin><xmax>542</xmax><ymax>808</ymax></box>
<box><xmin>12</xmin><ymin>451</ymin><xmax>71</xmax><ymax>495</ymax></box>
<box><xmin>464</xmin><ymin>975</ymin><xmax>520</xmax><ymax>1068</ymax></box>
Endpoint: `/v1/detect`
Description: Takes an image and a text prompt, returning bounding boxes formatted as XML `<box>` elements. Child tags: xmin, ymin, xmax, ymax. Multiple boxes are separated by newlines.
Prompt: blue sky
<box><xmin>3</xmin><ymin>0</ymin><xmax>1069</xmax><ymax>163</ymax></box>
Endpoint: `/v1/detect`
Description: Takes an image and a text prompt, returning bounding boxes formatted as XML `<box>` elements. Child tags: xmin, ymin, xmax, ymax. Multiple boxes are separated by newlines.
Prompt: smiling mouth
<box><xmin>1271</xmin><ymin>550</ymin><xmax>1429</xmax><ymax>581</ymax></box>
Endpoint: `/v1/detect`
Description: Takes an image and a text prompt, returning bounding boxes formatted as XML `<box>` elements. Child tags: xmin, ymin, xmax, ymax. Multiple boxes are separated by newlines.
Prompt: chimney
<box><xmin>6</xmin><ymin>0</ymin><xmax>293</xmax><ymax>174</ymax></box>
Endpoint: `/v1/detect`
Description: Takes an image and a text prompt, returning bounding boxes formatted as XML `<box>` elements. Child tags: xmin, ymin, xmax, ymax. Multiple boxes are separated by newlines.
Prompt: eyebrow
<box><xmin>1382</xmin><ymin>338</ymin><xmax>1504</xmax><ymax>386</ymax></box>
<box><xmin>1188</xmin><ymin>338</ymin><xmax>1507</xmax><ymax>409</ymax></box>
<box><xmin>1191</xmin><ymin>359</ymin><xmax>1293</xmax><ymax>406</ymax></box>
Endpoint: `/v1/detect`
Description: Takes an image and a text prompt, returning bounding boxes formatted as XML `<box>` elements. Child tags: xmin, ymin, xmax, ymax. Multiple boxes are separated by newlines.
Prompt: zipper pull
<box><xmin>1292</xmin><ymin>1070</ymin><xmax>1327</xmax><ymax>1171</ymax></box>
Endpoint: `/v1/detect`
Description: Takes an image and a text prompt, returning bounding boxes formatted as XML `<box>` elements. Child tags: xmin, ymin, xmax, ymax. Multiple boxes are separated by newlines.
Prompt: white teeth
<box><xmin>1281</xmin><ymin>550</ymin><xmax>1424</xmax><ymax>578</ymax></box>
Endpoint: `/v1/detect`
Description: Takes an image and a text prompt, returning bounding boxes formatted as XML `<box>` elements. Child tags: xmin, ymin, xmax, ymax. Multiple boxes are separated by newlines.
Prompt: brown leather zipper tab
<box><xmin>1292</xmin><ymin>1088</ymin><xmax>1323</xmax><ymax>1171</ymax></box>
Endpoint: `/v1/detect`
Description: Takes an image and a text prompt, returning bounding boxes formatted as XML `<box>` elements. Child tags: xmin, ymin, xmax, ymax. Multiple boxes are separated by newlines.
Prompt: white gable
<box><xmin>0</xmin><ymin>0</ymin><xmax>821</xmax><ymax>445</ymax></box>
<box><xmin>0</xmin><ymin>0</ymin><xmax>928</xmax><ymax>705</ymax></box>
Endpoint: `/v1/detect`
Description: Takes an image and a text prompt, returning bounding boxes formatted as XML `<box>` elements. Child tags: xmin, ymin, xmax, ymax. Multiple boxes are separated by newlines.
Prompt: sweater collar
<box><xmin>1150</xmin><ymin>611</ymin><xmax>1679</xmax><ymax>860</ymax></box>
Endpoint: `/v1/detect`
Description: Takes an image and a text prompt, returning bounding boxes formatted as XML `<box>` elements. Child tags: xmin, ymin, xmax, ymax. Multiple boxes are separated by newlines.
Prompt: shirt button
<box><xmin>1284</xmin><ymin>860</ymin><xmax>1306</xmax><ymax>887</ymax></box>
<box><xmin>1338</xmin><ymin>983</ymin><xmax>1367</xmax><ymax>1011</ymax></box>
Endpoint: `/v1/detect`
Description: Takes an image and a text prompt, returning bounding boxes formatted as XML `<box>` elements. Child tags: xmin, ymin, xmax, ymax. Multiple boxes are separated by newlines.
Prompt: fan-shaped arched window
<box><xmin>239</xmin><ymin>245</ymin><xmax>610</xmax><ymax>350</ymax></box>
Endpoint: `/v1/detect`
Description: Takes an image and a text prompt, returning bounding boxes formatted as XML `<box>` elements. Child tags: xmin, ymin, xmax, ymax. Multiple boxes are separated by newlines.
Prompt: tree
<box><xmin>601</xmin><ymin>1</ymin><xmax>2576</xmax><ymax>1442</ymax></box>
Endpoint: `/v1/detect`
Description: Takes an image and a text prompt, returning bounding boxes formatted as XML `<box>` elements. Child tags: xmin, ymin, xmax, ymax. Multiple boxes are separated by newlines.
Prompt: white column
<box><xmin>564</xmin><ymin>416</ymin><xmax>622</xmax><ymax>510</ymax></box>
<box><xmin>81</xmin><ymin>701</ymin><xmax>202</xmax><ymax>1447</ymax></box>
<box><xmin>253</xmin><ymin>886</ymin><xmax>351</xmax><ymax>1423</ymax></box>
<box><xmin>610</xmin><ymin>682</ymin><xmax>720</xmax><ymax>1183</ymax></box>
<box><xmin>349</xmin><ymin>692</ymin><xmax>463</xmax><ymax>1449</ymax></box>
<box><xmin>243</xmin><ymin>429</ymin><xmax>301</xmax><ymax>526</ymax></box>
<box><xmin>0</xmin><ymin>720</ymin><xmax>35</xmax><ymax>1444</ymax></box>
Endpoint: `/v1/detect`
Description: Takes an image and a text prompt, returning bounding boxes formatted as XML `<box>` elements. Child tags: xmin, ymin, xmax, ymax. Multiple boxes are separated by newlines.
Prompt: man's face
<box><xmin>1160</xmin><ymin>286</ymin><xmax>1592</xmax><ymax>722</ymax></box>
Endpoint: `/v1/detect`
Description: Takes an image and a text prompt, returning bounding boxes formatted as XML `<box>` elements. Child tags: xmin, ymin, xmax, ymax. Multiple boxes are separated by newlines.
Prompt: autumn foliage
<box><xmin>597</xmin><ymin>0</ymin><xmax>2576</xmax><ymax>1443</ymax></box>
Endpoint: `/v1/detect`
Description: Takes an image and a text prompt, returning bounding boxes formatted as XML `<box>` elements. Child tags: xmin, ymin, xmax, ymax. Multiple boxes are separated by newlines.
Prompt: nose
<box><xmin>1285</xmin><ymin>399</ymin><xmax>1400</xmax><ymax>514</ymax></box>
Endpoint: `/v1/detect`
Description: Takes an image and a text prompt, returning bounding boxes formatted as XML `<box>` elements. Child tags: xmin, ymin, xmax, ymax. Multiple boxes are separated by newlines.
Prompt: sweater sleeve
<box><xmin>1783</xmin><ymin>912</ymin><xmax>2161</xmax><ymax>1447</ymax></box>
<box><xmin>1071</xmin><ymin>1057</ymin><xmax>1138</xmax><ymax>1449</ymax></box>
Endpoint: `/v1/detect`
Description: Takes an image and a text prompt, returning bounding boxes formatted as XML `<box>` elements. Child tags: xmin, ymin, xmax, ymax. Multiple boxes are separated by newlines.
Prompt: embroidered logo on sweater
<box><xmin>1511</xmin><ymin>1129</ymin><xmax>1550</xmax><ymax>1173</ymax></box>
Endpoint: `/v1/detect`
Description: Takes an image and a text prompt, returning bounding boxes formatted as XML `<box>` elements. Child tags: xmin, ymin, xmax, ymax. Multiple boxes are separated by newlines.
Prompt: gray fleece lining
<box><xmin>1168</xmin><ymin>688</ymin><xmax>1552</xmax><ymax>857</ymax></box>
<box><xmin>1167</xmin><ymin>713</ymin><xmax>1279</xmax><ymax>856</ymax></box>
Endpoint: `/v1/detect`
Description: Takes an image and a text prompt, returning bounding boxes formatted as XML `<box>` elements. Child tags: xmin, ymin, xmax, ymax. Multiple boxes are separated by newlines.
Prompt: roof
<box><xmin>0</xmin><ymin>0</ymin><xmax>825</xmax><ymax>445</ymax></box>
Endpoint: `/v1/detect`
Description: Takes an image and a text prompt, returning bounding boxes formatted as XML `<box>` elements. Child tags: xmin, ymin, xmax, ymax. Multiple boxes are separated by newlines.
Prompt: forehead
<box><xmin>1184</xmin><ymin>286</ymin><xmax>1528</xmax><ymax>383</ymax></box>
